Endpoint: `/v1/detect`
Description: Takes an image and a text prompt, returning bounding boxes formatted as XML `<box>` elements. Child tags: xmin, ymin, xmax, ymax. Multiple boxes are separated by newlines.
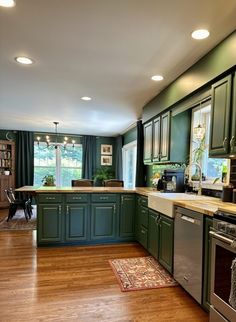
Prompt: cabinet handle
<box><xmin>230</xmin><ymin>136</ymin><xmax>235</xmax><ymax>152</ymax></box>
<box><xmin>223</xmin><ymin>137</ymin><xmax>228</xmax><ymax>151</ymax></box>
<box><xmin>46</xmin><ymin>197</ymin><xmax>55</xmax><ymax>200</ymax></box>
<box><xmin>113</xmin><ymin>204</ymin><xmax>116</xmax><ymax>213</ymax></box>
<box><xmin>73</xmin><ymin>196</ymin><xmax>81</xmax><ymax>200</ymax></box>
<box><xmin>121</xmin><ymin>195</ymin><xmax>124</xmax><ymax>204</ymax></box>
<box><xmin>155</xmin><ymin>215</ymin><xmax>159</xmax><ymax>225</ymax></box>
<box><xmin>66</xmin><ymin>205</ymin><xmax>70</xmax><ymax>215</ymax></box>
<box><xmin>141</xmin><ymin>229</ymin><xmax>145</xmax><ymax>234</ymax></box>
<box><xmin>100</xmin><ymin>196</ymin><xmax>108</xmax><ymax>200</ymax></box>
<box><xmin>58</xmin><ymin>205</ymin><xmax>62</xmax><ymax>214</ymax></box>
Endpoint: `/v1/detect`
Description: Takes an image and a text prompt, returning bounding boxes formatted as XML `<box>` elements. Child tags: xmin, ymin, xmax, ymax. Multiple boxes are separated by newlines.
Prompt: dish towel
<box><xmin>229</xmin><ymin>258</ymin><xmax>236</xmax><ymax>309</ymax></box>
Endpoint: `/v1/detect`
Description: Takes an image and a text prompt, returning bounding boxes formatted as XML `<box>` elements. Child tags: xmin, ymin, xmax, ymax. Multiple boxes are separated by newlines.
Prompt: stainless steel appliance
<box><xmin>161</xmin><ymin>169</ymin><xmax>185</xmax><ymax>192</ymax></box>
<box><xmin>174</xmin><ymin>206</ymin><xmax>203</xmax><ymax>304</ymax></box>
<box><xmin>209</xmin><ymin>211</ymin><xmax>236</xmax><ymax>322</ymax></box>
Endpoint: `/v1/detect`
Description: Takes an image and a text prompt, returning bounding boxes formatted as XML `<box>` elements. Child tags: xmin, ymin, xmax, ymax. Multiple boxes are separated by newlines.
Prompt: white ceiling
<box><xmin>0</xmin><ymin>0</ymin><xmax>236</xmax><ymax>137</ymax></box>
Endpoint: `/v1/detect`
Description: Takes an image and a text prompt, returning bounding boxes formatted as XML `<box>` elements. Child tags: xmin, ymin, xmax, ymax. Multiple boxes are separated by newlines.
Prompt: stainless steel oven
<box><xmin>209</xmin><ymin>211</ymin><xmax>236</xmax><ymax>322</ymax></box>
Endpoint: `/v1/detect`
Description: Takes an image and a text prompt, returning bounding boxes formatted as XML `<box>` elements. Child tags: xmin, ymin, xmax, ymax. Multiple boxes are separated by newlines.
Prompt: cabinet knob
<box><xmin>66</xmin><ymin>205</ymin><xmax>69</xmax><ymax>215</ymax></box>
<box><xmin>230</xmin><ymin>136</ymin><xmax>235</xmax><ymax>152</ymax></box>
<box><xmin>223</xmin><ymin>137</ymin><xmax>228</xmax><ymax>151</ymax></box>
<box><xmin>58</xmin><ymin>205</ymin><xmax>62</xmax><ymax>214</ymax></box>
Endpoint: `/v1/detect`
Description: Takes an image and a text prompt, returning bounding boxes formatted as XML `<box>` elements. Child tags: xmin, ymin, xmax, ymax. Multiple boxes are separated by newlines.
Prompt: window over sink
<box><xmin>190</xmin><ymin>100</ymin><xmax>229</xmax><ymax>186</ymax></box>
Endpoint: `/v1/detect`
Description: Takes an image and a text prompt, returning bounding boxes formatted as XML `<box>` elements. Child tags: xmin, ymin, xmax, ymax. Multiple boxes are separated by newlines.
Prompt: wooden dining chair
<box><xmin>71</xmin><ymin>179</ymin><xmax>94</xmax><ymax>187</ymax></box>
<box><xmin>103</xmin><ymin>179</ymin><xmax>124</xmax><ymax>187</ymax></box>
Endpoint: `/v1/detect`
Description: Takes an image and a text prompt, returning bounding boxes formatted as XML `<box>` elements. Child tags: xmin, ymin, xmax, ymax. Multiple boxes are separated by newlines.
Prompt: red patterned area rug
<box><xmin>109</xmin><ymin>256</ymin><xmax>178</xmax><ymax>292</ymax></box>
<box><xmin>0</xmin><ymin>207</ymin><xmax>36</xmax><ymax>231</ymax></box>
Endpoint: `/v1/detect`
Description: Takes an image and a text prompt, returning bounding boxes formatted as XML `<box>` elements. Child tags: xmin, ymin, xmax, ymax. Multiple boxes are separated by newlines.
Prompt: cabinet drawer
<box><xmin>66</xmin><ymin>194</ymin><xmax>89</xmax><ymax>203</ymax></box>
<box><xmin>140</xmin><ymin>206</ymin><xmax>148</xmax><ymax>228</ymax></box>
<box><xmin>139</xmin><ymin>225</ymin><xmax>148</xmax><ymax>249</ymax></box>
<box><xmin>91</xmin><ymin>194</ymin><xmax>117</xmax><ymax>203</ymax></box>
<box><xmin>38</xmin><ymin>194</ymin><xmax>62</xmax><ymax>203</ymax></box>
<box><xmin>139</xmin><ymin>196</ymin><xmax>148</xmax><ymax>207</ymax></box>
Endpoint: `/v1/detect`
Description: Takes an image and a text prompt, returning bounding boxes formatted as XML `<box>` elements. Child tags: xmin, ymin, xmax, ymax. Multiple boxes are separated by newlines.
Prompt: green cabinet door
<box><xmin>209</xmin><ymin>75</ymin><xmax>232</xmax><ymax>157</ymax></box>
<box><xmin>91</xmin><ymin>203</ymin><xmax>116</xmax><ymax>240</ymax></box>
<box><xmin>148</xmin><ymin>209</ymin><xmax>160</xmax><ymax>259</ymax></box>
<box><xmin>144</xmin><ymin>121</ymin><xmax>153</xmax><ymax>163</ymax></box>
<box><xmin>159</xmin><ymin>215</ymin><xmax>174</xmax><ymax>273</ymax></box>
<box><xmin>202</xmin><ymin>216</ymin><xmax>213</xmax><ymax>312</ymax></box>
<box><xmin>153</xmin><ymin>116</ymin><xmax>161</xmax><ymax>162</ymax></box>
<box><xmin>230</xmin><ymin>72</ymin><xmax>236</xmax><ymax>155</ymax></box>
<box><xmin>119</xmin><ymin>194</ymin><xmax>135</xmax><ymax>238</ymax></box>
<box><xmin>65</xmin><ymin>204</ymin><xmax>88</xmax><ymax>241</ymax></box>
<box><xmin>160</xmin><ymin>111</ymin><xmax>170</xmax><ymax>161</ymax></box>
<box><xmin>37</xmin><ymin>204</ymin><xmax>62</xmax><ymax>243</ymax></box>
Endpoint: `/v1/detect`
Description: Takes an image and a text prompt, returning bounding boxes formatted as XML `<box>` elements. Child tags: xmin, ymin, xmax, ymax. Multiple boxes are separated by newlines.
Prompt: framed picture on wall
<box><xmin>101</xmin><ymin>155</ymin><xmax>112</xmax><ymax>166</ymax></box>
<box><xmin>101</xmin><ymin>144</ymin><xmax>112</xmax><ymax>155</ymax></box>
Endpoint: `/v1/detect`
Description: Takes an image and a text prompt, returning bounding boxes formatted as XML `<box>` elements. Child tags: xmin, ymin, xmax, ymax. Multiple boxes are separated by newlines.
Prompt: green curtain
<box><xmin>16</xmin><ymin>131</ymin><xmax>34</xmax><ymax>188</ymax></box>
<box><xmin>115</xmin><ymin>135</ymin><xmax>123</xmax><ymax>179</ymax></box>
<box><xmin>135</xmin><ymin>120</ymin><xmax>146</xmax><ymax>187</ymax></box>
<box><xmin>82</xmin><ymin>135</ymin><xmax>96</xmax><ymax>179</ymax></box>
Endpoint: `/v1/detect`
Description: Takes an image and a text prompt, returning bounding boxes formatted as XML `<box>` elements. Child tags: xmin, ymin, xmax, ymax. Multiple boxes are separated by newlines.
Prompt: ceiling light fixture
<box><xmin>0</xmin><ymin>0</ymin><xmax>15</xmax><ymax>7</ymax></box>
<box><xmin>36</xmin><ymin>122</ymin><xmax>76</xmax><ymax>150</ymax></box>
<box><xmin>151</xmin><ymin>75</ymin><xmax>164</xmax><ymax>81</ymax></box>
<box><xmin>191</xmin><ymin>29</ymin><xmax>210</xmax><ymax>40</ymax></box>
<box><xmin>15</xmin><ymin>56</ymin><xmax>34</xmax><ymax>65</ymax></box>
<box><xmin>81</xmin><ymin>96</ymin><xmax>92</xmax><ymax>101</ymax></box>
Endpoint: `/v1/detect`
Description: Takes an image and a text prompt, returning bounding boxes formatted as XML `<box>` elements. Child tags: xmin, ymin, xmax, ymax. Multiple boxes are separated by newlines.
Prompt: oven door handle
<box><xmin>209</xmin><ymin>230</ymin><xmax>235</xmax><ymax>246</ymax></box>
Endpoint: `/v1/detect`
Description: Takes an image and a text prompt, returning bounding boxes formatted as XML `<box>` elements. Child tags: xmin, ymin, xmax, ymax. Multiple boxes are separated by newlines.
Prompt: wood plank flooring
<box><xmin>0</xmin><ymin>213</ymin><xmax>209</xmax><ymax>321</ymax></box>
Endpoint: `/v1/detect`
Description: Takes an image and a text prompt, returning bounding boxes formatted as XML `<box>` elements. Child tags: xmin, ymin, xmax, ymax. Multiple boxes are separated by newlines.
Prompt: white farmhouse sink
<box><xmin>148</xmin><ymin>192</ymin><xmax>212</xmax><ymax>218</ymax></box>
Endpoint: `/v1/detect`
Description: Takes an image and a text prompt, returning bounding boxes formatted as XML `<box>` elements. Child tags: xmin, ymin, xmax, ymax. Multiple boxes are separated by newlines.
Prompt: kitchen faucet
<box><xmin>185</xmin><ymin>162</ymin><xmax>202</xmax><ymax>195</ymax></box>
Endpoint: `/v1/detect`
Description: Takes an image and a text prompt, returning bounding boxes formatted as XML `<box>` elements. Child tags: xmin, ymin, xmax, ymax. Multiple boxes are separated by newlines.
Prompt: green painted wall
<box><xmin>143</xmin><ymin>31</ymin><xmax>236</xmax><ymax>122</ymax></box>
<box><xmin>123</xmin><ymin>126</ymin><xmax>137</xmax><ymax>145</ymax></box>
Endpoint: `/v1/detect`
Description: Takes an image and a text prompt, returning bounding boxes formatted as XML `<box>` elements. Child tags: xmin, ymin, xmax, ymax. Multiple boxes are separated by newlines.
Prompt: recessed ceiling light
<box><xmin>15</xmin><ymin>56</ymin><xmax>34</xmax><ymax>65</ymax></box>
<box><xmin>0</xmin><ymin>0</ymin><xmax>15</xmax><ymax>7</ymax></box>
<box><xmin>191</xmin><ymin>29</ymin><xmax>210</xmax><ymax>40</ymax></box>
<box><xmin>151</xmin><ymin>75</ymin><xmax>164</xmax><ymax>81</ymax></box>
<box><xmin>81</xmin><ymin>96</ymin><xmax>92</xmax><ymax>101</ymax></box>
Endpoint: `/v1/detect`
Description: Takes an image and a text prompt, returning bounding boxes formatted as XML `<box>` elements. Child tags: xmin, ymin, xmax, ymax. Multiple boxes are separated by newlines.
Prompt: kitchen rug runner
<box><xmin>109</xmin><ymin>256</ymin><xmax>178</xmax><ymax>292</ymax></box>
<box><xmin>0</xmin><ymin>206</ymin><xmax>36</xmax><ymax>231</ymax></box>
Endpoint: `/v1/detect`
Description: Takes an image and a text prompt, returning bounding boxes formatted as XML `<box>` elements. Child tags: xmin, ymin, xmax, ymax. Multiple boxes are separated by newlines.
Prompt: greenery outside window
<box><xmin>190</xmin><ymin>102</ymin><xmax>229</xmax><ymax>186</ymax></box>
<box><xmin>34</xmin><ymin>142</ymin><xmax>82</xmax><ymax>186</ymax></box>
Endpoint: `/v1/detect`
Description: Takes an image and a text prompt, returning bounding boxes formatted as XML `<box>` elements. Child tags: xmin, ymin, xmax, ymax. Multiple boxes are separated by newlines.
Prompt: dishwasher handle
<box><xmin>179</xmin><ymin>214</ymin><xmax>200</xmax><ymax>226</ymax></box>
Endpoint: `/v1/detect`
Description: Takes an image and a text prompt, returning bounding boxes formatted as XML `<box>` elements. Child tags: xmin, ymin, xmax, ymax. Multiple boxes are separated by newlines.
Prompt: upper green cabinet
<box><xmin>209</xmin><ymin>73</ymin><xmax>236</xmax><ymax>157</ymax></box>
<box><xmin>144</xmin><ymin>111</ymin><xmax>170</xmax><ymax>164</ymax></box>
<box><xmin>144</xmin><ymin>121</ymin><xmax>153</xmax><ymax>163</ymax></box>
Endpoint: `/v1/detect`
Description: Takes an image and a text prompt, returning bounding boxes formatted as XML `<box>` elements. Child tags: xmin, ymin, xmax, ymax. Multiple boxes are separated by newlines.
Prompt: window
<box><xmin>122</xmin><ymin>141</ymin><xmax>137</xmax><ymax>188</ymax></box>
<box><xmin>190</xmin><ymin>102</ymin><xmax>228</xmax><ymax>183</ymax></box>
<box><xmin>34</xmin><ymin>142</ymin><xmax>82</xmax><ymax>186</ymax></box>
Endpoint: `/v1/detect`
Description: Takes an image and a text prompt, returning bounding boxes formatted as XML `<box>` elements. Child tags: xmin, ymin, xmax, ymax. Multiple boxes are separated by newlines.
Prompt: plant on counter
<box><xmin>93</xmin><ymin>166</ymin><xmax>115</xmax><ymax>186</ymax></box>
<box><xmin>41</xmin><ymin>174</ymin><xmax>56</xmax><ymax>186</ymax></box>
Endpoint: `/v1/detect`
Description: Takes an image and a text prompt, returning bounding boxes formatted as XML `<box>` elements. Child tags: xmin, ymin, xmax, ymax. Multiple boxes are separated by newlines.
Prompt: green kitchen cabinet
<box><xmin>144</xmin><ymin>121</ymin><xmax>153</xmax><ymax>163</ymax></box>
<box><xmin>202</xmin><ymin>216</ymin><xmax>213</xmax><ymax>312</ymax></box>
<box><xmin>65</xmin><ymin>204</ymin><xmax>89</xmax><ymax>241</ymax></box>
<box><xmin>119</xmin><ymin>194</ymin><xmax>135</xmax><ymax>239</ymax></box>
<box><xmin>160</xmin><ymin>111</ymin><xmax>170</xmax><ymax>161</ymax></box>
<box><xmin>148</xmin><ymin>209</ymin><xmax>160</xmax><ymax>259</ymax></box>
<box><xmin>158</xmin><ymin>214</ymin><xmax>174</xmax><ymax>273</ymax></box>
<box><xmin>152</xmin><ymin>116</ymin><xmax>161</xmax><ymax>162</ymax></box>
<box><xmin>209</xmin><ymin>74</ymin><xmax>233</xmax><ymax>157</ymax></box>
<box><xmin>91</xmin><ymin>203</ymin><xmax>117</xmax><ymax>241</ymax></box>
<box><xmin>37</xmin><ymin>204</ymin><xmax>62</xmax><ymax>243</ymax></box>
<box><xmin>136</xmin><ymin>195</ymin><xmax>149</xmax><ymax>249</ymax></box>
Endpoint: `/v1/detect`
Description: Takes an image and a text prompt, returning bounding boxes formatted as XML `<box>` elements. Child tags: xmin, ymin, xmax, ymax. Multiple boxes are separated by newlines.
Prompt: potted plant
<box><xmin>93</xmin><ymin>166</ymin><xmax>115</xmax><ymax>186</ymax></box>
<box><xmin>42</xmin><ymin>175</ymin><xmax>56</xmax><ymax>186</ymax></box>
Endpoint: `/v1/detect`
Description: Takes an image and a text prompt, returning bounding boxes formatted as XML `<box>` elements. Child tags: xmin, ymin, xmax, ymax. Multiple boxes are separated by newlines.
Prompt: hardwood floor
<box><xmin>0</xmin><ymin>219</ymin><xmax>209</xmax><ymax>321</ymax></box>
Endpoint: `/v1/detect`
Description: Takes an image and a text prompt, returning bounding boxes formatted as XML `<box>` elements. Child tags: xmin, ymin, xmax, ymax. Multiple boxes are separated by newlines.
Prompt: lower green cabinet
<box><xmin>136</xmin><ymin>195</ymin><xmax>149</xmax><ymax>249</ymax></box>
<box><xmin>65</xmin><ymin>204</ymin><xmax>88</xmax><ymax>241</ymax></box>
<box><xmin>148</xmin><ymin>209</ymin><xmax>159</xmax><ymax>259</ymax></box>
<box><xmin>37</xmin><ymin>204</ymin><xmax>62</xmax><ymax>243</ymax></box>
<box><xmin>159</xmin><ymin>215</ymin><xmax>174</xmax><ymax>273</ymax></box>
<box><xmin>202</xmin><ymin>216</ymin><xmax>213</xmax><ymax>312</ymax></box>
<box><xmin>119</xmin><ymin>194</ymin><xmax>135</xmax><ymax>238</ymax></box>
<box><xmin>91</xmin><ymin>203</ymin><xmax>117</xmax><ymax>240</ymax></box>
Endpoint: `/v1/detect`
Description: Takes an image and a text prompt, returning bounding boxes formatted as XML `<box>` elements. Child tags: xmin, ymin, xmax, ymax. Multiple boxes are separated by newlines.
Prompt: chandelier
<box><xmin>36</xmin><ymin>122</ymin><xmax>76</xmax><ymax>149</ymax></box>
<box><xmin>193</xmin><ymin>103</ymin><xmax>205</xmax><ymax>140</ymax></box>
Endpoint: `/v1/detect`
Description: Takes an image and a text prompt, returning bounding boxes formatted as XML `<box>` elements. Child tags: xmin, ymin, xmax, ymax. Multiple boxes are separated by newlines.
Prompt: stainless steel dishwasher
<box><xmin>174</xmin><ymin>206</ymin><xmax>203</xmax><ymax>304</ymax></box>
